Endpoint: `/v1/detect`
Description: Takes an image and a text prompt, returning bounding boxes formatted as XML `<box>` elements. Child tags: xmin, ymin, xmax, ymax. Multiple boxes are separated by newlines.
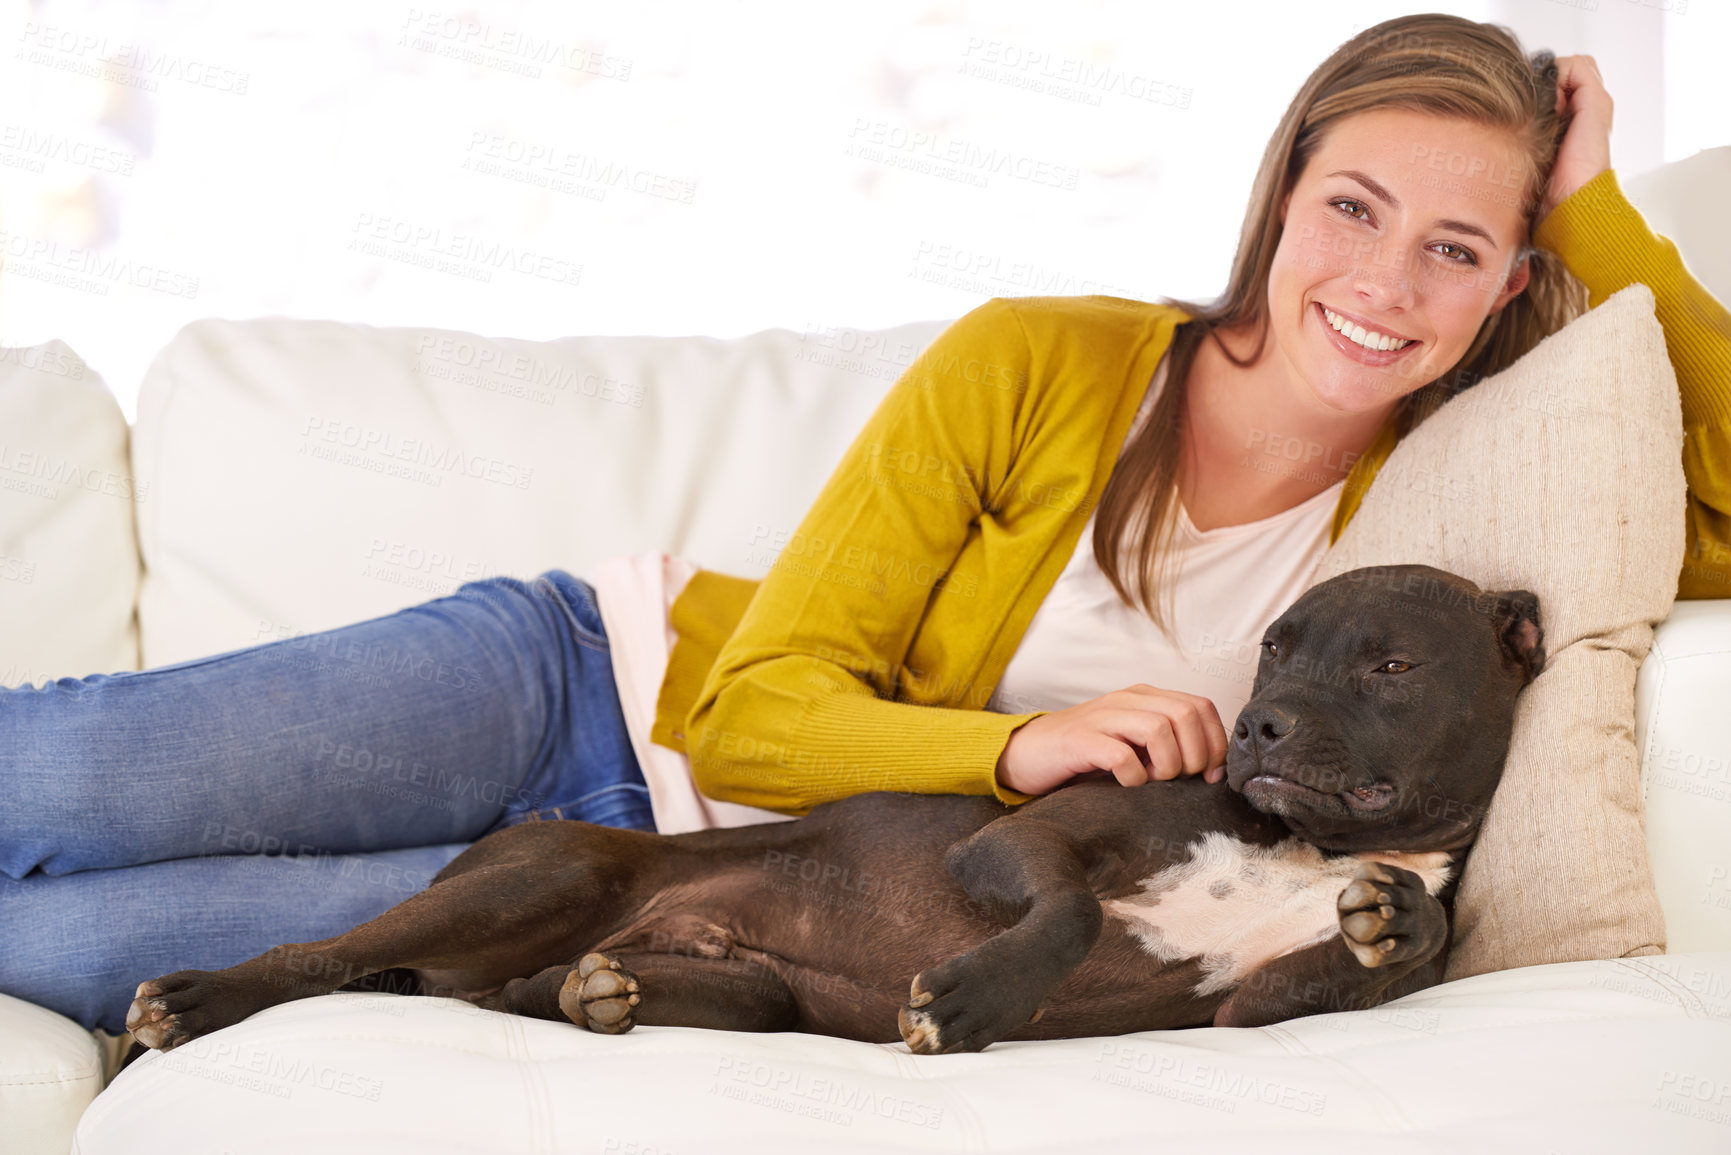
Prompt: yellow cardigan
<box><xmin>649</xmin><ymin>167</ymin><xmax>1731</xmax><ymax>815</ymax></box>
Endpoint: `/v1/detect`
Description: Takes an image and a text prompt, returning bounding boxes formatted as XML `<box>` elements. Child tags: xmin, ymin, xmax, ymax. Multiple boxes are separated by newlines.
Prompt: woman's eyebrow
<box><xmin>1325</xmin><ymin>168</ymin><xmax>1499</xmax><ymax>247</ymax></box>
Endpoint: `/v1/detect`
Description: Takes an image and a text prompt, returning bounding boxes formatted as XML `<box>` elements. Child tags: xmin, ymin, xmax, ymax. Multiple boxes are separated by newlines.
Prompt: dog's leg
<box><xmin>127</xmin><ymin>823</ymin><xmax>641</xmax><ymax>1052</ymax></box>
<box><xmin>1212</xmin><ymin>861</ymin><xmax>1449</xmax><ymax>1028</ymax></box>
<box><xmin>898</xmin><ymin>817</ymin><xmax>1101</xmax><ymax>1054</ymax></box>
<box><xmin>481</xmin><ymin>951</ymin><xmax>799</xmax><ymax>1035</ymax></box>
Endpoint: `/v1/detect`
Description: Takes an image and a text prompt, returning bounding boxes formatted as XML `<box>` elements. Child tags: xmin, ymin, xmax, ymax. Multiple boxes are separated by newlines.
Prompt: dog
<box><xmin>125</xmin><ymin>563</ymin><xmax>1543</xmax><ymax>1056</ymax></box>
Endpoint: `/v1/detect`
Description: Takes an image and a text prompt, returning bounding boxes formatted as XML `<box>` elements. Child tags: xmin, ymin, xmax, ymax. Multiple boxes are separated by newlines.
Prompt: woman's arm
<box><xmin>681</xmin><ymin>297</ymin><xmax>1048</xmax><ymax>815</ymax></box>
<box><xmin>1533</xmin><ymin>56</ymin><xmax>1731</xmax><ymax>599</ymax></box>
<box><xmin>675</xmin><ymin>295</ymin><xmax>1196</xmax><ymax>816</ymax></box>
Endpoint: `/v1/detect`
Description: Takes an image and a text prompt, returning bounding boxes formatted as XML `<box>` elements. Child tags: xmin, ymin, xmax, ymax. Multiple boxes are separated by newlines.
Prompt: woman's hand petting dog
<box><xmin>994</xmin><ymin>685</ymin><xmax>1230</xmax><ymax>797</ymax></box>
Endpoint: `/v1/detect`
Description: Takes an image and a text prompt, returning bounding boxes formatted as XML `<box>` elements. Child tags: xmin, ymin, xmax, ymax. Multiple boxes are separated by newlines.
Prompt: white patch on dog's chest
<box><xmin>1101</xmin><ymin>832</ymin><xmax>1452</xmax><ymax>997</ymax></box>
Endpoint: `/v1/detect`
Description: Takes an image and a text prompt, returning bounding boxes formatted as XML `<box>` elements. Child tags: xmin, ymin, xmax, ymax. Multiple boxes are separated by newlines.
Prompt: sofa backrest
<box><xmin>129</xmin><ymin>317</ymin><xmax>946</xmax><ymax>665</ymax></box>
<box><xmin>0</xmin><ymin>342</ymin><xmax>140</xmax><ymax>687</ymax></box>
<box><xmin>1623</xmin><ymin>146</ymin><xmax>1730</xmax><ymax>305</ymax></box>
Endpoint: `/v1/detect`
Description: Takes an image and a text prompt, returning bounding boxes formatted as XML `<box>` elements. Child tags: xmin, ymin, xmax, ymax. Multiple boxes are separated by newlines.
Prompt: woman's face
<box><xmin>1265</xmin><ymin>107</ymin><xmax>1534</xmax><ymax>416</ymax></box>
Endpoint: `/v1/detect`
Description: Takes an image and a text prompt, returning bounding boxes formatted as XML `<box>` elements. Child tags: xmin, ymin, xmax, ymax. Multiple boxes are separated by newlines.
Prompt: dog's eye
<box><xmin>1262</xmin><ymin>641</ymin><xmax>1278</xmax><ymax>659</ymax></box>
<box><xmin>1379</xmin><ymin>660</ymin><xmax>1412</xmax><ymax>674</ymax></box>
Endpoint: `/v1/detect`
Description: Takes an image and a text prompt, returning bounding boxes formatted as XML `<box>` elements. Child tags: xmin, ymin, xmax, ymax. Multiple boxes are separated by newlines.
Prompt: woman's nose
<box><xmin>1350</xmin><ymin>255</ymin><xmax>1419</xmax><ymax>311</ymax></box>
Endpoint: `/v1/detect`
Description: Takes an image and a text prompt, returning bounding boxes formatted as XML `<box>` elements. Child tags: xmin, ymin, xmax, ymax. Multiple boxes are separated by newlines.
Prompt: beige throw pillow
<box><xmin>1309</xmin><ymin>284</ymin><xmax>1685</xmax><ymax>981</ymax></box>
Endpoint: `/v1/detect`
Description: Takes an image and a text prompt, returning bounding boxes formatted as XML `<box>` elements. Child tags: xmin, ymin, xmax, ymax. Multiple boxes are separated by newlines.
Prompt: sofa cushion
<box><xmin>130</xmin><ymin>318</ymin><xmax>946</xmax><ymax>666</ymax></box>
<box><xmin>1310</xmin><ymin>284</ymin><xmax>1684</xmax><ymax>979</ymax></box>
<box><xmin>73</xmin><ymin>954</ymin><xmax>1731</xmax><ymax>1154</ymax></box>
<box><xmin>0</xmin><ymin>341</ymin><xmax>140</xmax><ymax>685</ymax></box>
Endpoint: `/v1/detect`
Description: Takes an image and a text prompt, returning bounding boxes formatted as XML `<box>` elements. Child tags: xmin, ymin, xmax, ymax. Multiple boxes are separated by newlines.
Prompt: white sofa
<box><xmin>4</xmin><ymin>149</ymin><xmax>1730</xmax><ymax>1153</ymax></box>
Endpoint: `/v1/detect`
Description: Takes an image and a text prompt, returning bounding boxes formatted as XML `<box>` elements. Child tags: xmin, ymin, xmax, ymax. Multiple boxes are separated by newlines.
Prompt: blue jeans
<box><xmin>0</xmin><ymin>569</ymin><xmax>654</xmax><ymax>1034</ymax></box>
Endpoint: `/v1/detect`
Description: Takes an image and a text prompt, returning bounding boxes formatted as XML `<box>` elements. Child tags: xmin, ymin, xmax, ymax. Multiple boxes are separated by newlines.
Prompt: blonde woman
<box><xmin>662</xmin><ymin>16</ymin><xmax>1727</xmax><ymax>819</ymax></box>
<box><xmin>1</xmin><ymin>14</ymin><xmax>1725</xmax><ymax>1040</ymax></box>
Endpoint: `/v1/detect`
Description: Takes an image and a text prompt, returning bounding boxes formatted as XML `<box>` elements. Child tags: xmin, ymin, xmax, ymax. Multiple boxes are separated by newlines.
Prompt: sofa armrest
<box><xmin>0</xmin><ymin>992</ymin><xmax>104</xmax><ymax>1155</ymax></box>
<box><xmin>1636</xmin><ymin>598</ymin><xmax>1731</xmax><ymax>953</ymax></box>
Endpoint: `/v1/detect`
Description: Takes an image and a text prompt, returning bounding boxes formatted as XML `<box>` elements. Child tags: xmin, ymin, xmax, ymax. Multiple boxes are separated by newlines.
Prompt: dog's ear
<box><xmin>1488</xmin><ymin>589</ymin><xmax>1545</xmax><ymax>685</ymax></box>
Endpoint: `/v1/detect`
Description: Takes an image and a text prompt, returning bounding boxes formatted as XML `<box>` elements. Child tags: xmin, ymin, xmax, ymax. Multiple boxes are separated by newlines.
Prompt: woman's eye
<box><xmin>1379</xmin><ymin>660</ymin><xmax>1411</xmax><ymax>674</ymax></box>
<box><xmin>1433</xmin><ymin>242</ymin><xmax>1479</xmax><ymax>266</ymax></box>
<box><xmin>1332</xmin><ymin>199</ymin><xmax>1479</xmax><ymax>267</ymax></box>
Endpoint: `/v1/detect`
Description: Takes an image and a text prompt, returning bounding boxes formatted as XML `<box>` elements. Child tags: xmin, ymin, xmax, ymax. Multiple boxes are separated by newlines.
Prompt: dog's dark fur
<box><xmin>126</xmin><ymin>564</ymin><xmax>1542</xmax><ymax>1056</ymax></box>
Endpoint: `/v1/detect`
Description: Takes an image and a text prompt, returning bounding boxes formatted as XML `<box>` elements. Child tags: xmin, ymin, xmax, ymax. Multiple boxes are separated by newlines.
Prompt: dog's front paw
<box><xmin>559</xmin><ymin>953</ymin><xmax>640</xmax><ymax>1034</ymax></box>
<box><xmin>125</xmin><ymin>970</ymin><xmax>259</xmax><ymax>1052</ymax></box>
<box><xmin>1336</xmin><ymin>862</ymin><xmax>1446</xmax><ymax>969</ymax></box>
<box><xmin>897</xmin><ymin>955</ymin><xmax>1042</xmax><ymax>1055</ymax></box>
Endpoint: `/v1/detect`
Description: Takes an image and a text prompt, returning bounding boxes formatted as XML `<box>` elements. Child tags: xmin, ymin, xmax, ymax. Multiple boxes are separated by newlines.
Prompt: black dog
<box><xmin>126</xmin><ymin>563</ymin><xmax>1542</xmax><ymax>1055</ymax></box>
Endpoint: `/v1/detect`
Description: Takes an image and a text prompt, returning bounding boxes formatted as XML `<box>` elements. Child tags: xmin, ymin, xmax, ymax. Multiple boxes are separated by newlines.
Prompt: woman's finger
<box><xmin>1097</xmin><ymin>707</ymin><xmax>1194</xmax><ymax>780</ymax></box>
<box><xmin>1127</xmin><ymin>690</ymin><xmax>1229</xmax><ymax>775</ymax></box>
<box><xmin>1091</xmin><ymin>735</ymin><xmax>1150</xmax><ymax>788</ymax></box>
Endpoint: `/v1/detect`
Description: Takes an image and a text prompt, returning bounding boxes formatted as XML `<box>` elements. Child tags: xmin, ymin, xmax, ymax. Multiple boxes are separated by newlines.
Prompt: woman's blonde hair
<box><xmin>1094</xmin><ymin>13</ymin><xmax>1589</xmax><ymax>644</ymax></box>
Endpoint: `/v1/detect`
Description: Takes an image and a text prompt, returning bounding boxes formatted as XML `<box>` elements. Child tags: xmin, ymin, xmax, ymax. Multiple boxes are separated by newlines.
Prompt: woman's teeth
<box><xmin>1322</xmin><ymin>305</ymin><xmax>1415</xmax><ymax>352</ymax></box>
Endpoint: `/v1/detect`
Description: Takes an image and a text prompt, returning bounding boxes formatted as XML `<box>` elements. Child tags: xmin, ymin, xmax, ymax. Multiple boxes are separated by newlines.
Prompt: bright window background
<box><xmin>0</xmin><ymin>0</ymin><xmax>1720</xmax><ymax>421</ymax></box>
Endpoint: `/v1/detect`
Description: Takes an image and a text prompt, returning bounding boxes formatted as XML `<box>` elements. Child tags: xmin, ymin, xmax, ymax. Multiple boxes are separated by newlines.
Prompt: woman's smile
<box><xmin>1311</xmin><ymin>300</ymin><xmax>1423</xmax><ymax>367</ymax></box>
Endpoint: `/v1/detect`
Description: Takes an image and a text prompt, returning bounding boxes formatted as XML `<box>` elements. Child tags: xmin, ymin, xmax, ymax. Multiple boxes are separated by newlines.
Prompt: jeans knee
<box><xmin>450</xmin><ymin>570</ymin><xmax>606</xmax><ymax>647</ymax></box>
<box><xmin>549</xmin><ymin>572</ymin><xmax>608</xmax><ymax>642</ymax></box>
<box><xmin>452</xmin><ymin>574</ymin><xmax>536</xmax><ymax>610</ymax></box>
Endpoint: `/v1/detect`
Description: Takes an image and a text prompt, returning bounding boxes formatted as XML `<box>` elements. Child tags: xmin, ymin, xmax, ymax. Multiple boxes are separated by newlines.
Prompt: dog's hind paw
<box><xmin>897</xmin><ymin>959</ymin><xmax>1040</xmax><ymax>1055</ymax></box>
<box><xmin>560</xmin><ymin>953</ymin><xmax>640</xmax><ymax>1034</ymax></box>
<box><xmin>125</xmin><ymin>970</ymin><xmax>254</xmax><ymax>1053</ymax></box>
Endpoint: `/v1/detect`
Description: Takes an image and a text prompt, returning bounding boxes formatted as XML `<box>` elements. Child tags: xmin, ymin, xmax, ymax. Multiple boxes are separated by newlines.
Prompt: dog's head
<box><xmin>1223</xmin><ymin>563</ymin><xmax>1543</xmax><ymax>853</ymax></box>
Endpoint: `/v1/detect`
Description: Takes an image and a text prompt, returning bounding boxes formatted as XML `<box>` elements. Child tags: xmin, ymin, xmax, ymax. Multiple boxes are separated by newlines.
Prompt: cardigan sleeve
<box><xmin>1531</xmin><ymin>167</ymin><xmax>1731</xmax><ymax>600</ymax></box>
<box><xmin>681</xmin><ymin>298</ymin><xmax>1046</xmax><ymax>815</ymax></box>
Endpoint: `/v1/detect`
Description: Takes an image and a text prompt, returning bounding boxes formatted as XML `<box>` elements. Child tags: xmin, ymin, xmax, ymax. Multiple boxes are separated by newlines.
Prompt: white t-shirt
<box><xmin>593</xmin><ymin>352</ymin><xmax>1341</xmax><ymax>833</ymax></box>
<box><xmin>986</xmin><ymin>352</ymin><xmax>1341</xmax><ymax>728</ymax></box>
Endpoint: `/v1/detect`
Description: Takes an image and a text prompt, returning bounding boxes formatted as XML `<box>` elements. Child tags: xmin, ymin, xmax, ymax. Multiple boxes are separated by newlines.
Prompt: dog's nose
<box><xmin>1234</xmin><ymin>705</ymin><xmax>1297</xmax><ymax>755</ymax></box>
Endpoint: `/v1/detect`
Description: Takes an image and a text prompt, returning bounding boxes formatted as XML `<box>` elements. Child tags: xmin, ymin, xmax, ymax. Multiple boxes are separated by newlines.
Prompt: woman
<box><xmin>662</xmin><ymin>16</ymin><xmax>1727</xmax><ymax>811</ymax></box>
<box><xmin>2</xmin><ymin>14</ymin><xmax>1726</xmax><ymax>1037</ymax></box>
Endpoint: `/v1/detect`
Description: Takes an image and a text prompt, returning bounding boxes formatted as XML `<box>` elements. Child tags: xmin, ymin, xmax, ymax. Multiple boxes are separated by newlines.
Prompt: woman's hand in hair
<box><xmin>1539</xmin><ymin>54</ymin><xmax>1613</xmax><ymax>225</ymax></box>
<box><xmin>994</xmin><ymin>685</ymin><xmax>1230</xmax><ymax>797</ymax></box>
